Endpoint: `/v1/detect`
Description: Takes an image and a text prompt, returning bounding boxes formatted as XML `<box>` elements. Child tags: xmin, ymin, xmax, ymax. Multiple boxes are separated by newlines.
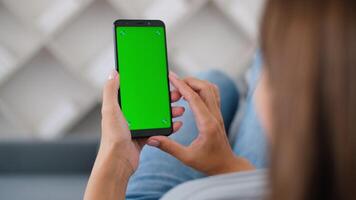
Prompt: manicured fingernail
<box><xmin>108</xmin><ymin>70</ymin><xmax>117</xmax><ymax>80</ymax></box>
<box><xmin>147</xmin><ymin>139</ymin><xmax>160</xmax><ymax>147</ymax></box>
<box><xmin>169</xmin><ymin>71</ymin><xmax>179</xmax><ymax>79</ymax></box>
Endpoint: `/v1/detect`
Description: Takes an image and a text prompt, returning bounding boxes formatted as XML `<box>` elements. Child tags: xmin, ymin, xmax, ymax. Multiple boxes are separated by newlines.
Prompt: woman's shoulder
<box><xmin>161</xmin><ymin>169</ymin><xmax>268</xmax><ymax>200</ymax></box>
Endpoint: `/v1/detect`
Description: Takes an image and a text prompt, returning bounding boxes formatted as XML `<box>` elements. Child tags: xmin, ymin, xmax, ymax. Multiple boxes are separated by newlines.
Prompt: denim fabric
<box><xmin>233</xmin><ymin>53</ymin><xmax>269</xmax><ymax>168</ymax></box>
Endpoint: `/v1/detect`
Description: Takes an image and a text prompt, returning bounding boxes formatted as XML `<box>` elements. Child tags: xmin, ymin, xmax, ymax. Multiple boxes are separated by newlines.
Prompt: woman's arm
<box><xmin>83</xmin><ymin>145</ymin><xmax>132</xmax><ymax>200</ymax></box>
<box><xmin>83</xmin><ymin>70</ymin><xmax>135</xmax><ymax>200</ymax></box>
<box><xmin>84</xmin><ymin>70</ymin><xmax>185</xmax><ymax>200</ymax></box>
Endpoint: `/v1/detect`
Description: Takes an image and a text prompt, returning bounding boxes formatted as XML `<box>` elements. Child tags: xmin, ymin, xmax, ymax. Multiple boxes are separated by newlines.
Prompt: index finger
<box><xmin>169</xmin><ymin>72</ymin><xmax>212</xmax><ymax>127</ymax></box>
<box><xmin>184</xmin><ymin>78</ymin><xmax>220</xmax><ymax>116</ymax></box>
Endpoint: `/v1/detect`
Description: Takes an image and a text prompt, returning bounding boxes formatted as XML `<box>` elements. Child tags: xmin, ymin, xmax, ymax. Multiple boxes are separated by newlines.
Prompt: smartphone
<box><xmin>114</xmin><ymin>19</ymin><xmax>172</xmax><ymax>138</ymax></box>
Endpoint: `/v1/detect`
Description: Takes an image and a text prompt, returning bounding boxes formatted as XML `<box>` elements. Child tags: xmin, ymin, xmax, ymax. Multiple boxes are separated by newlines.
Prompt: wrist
<box><xmin>208</xmin><ymin>156</ymin><xmax>255</xmax><ymax>176</ymax></box>
<box><xmin>85</xmin><ymin>145</ymin><xmax>132</xmax><ymax>200</ymax></box>
<box><xmin>96</xmin><ymin>144</ymin><xmax>134</xmax><ymax>179</ymax></box>
<box><xmin>231</xmin><ymin>156</ymin><xmax>255</xmax><ymax>172</ymax></box>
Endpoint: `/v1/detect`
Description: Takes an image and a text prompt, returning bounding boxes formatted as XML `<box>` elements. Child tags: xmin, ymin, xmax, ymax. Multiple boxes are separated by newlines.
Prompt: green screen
<box><xmin>116</xmin><ymin>26</ymin><xmax>171</xmax><ymax>131</ymax></box>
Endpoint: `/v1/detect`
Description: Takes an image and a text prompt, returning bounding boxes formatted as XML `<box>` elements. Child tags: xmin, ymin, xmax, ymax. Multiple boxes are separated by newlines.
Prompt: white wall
<box><xmin>0</xmin><ymin>0</ymin><xmax>265</xmax><ymax>140</ymax></box>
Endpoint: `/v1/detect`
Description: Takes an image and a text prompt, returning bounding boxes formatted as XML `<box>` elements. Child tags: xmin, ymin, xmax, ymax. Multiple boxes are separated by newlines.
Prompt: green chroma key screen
<box><xmin>115</xmin><ymin>26</ymin><xmax>172</xmax><ymax>131</ymax></box>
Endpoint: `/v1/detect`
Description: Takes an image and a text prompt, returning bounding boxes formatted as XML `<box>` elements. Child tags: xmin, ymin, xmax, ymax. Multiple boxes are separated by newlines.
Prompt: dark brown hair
<box><xmin>261</xmin><ymin>0</ymin><xmax>356</xmax><ymax>200</ymax></box>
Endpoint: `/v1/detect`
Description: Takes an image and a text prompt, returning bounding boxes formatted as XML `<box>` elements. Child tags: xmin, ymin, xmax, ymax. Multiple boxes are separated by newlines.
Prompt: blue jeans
<box><xmin>127</xmin><ymin>59</ymin><xmax>267</xmax><ymax>200</ymax></box>
<box><xmin>233</xmin><ymin>53</ymin><xmax>268</xmax><ymax>169</ymax></box>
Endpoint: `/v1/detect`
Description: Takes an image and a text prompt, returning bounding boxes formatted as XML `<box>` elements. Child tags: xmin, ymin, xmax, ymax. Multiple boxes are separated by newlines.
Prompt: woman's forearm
<box><xmin>84</xmin><ymin>145</ymin><xmax>132</xmax><ymax>200</ymax></box>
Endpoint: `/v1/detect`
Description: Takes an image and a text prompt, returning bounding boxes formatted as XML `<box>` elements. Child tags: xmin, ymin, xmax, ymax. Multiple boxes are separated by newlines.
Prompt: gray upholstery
<box><xmin>0</xmin><ymin>138</ymin><xmax>98</xmax><ymax>200</ymax></box>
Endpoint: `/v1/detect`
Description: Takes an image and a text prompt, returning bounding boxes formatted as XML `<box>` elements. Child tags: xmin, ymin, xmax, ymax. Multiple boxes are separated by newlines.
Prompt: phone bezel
<box><xmin>113</xmin><ymin>19</ymin><xmax>173</xmax><ymax>138</ymax></box>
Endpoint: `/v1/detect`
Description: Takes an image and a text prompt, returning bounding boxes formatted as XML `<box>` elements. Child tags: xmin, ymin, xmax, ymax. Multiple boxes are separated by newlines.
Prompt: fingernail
<box><xmin>108</xmin><ymin>70</ymin><xmax>117</xmax><ymax>80</ymax></box>
<box><xmin>147</xmin><ymin>139</ymin><xmax>160</xmax><ymax>147</ymax></box>
<box><xmin>169</xmin><ymin>71</ymin><xmax>179</xmax><ymax>79</ymax></box>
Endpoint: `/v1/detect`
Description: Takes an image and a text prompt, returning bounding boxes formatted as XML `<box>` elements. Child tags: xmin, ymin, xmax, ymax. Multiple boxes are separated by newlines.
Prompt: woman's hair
<box><xmin>261</xmin><ymin>0</ymin><xmax>356</xmax><ymax>200</ymax></box>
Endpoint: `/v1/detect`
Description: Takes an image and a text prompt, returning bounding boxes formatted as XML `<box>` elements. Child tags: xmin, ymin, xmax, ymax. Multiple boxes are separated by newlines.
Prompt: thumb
<box><xmin>147</xmin><ymin>136</ymin><xmax>189</xmax><ymax>162</ymax></box>
<box><xmin>102</xmin><ymin>70</ymin><xmax>123</xmax><ymax>121</ymax></box>
<box><xmin>102</xmin><ymin>69</ymin><xmax>120</xmax><ymax>109</ymax></box>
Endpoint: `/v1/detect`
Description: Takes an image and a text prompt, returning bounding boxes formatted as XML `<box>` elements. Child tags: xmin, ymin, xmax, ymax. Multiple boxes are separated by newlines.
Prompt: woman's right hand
<box><xmin>146</xmin><ymin>72</ymin><xmax>254</xmax><ymax>175</ymax></box>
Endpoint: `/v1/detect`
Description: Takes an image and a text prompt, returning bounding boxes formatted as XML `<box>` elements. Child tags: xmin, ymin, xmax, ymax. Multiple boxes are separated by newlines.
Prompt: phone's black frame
<box><xmin>113</xmin><ymin>19</ymin><xmax>173</xmax><ymax>138</ymax></box>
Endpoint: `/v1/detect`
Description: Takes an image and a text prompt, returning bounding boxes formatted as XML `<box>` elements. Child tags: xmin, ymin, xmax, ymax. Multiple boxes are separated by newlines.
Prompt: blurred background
<box><xmin>0</xmin><ymin>0</ymin><xmax>265</xmax><ymax>199</ymax></box>
<box><xmin>0</xmin><ymin>0</ymin><xmax>265</xmax><ymax>140</ymax></box>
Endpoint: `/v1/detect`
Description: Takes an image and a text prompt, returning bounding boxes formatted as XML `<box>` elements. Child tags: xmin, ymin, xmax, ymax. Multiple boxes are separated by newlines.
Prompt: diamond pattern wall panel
<box><xmin>0</xmin><ymin>0</ymin><xmax>265</xmax><ymax>140</ymax></box>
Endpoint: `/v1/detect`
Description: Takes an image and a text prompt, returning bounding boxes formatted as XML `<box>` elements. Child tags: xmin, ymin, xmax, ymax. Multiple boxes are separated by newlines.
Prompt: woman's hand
<box><xmin>98</xmin><ymin>70</ymin><xmax>141</xmax><ymax>174</ymax></box>
<box><xmin>84</xmin><ymin>70</ymin><xmax>185</xmax><ymax>200</ymax></box>
<box><xmin>147</xmin><ymin>72</ymin><xmax>254</xmax><ymax>175</ymax></box>
<box><xmin>98</xmin><ymin>70</ymin><xmax>185</xmax><ymax>173</ymax></box>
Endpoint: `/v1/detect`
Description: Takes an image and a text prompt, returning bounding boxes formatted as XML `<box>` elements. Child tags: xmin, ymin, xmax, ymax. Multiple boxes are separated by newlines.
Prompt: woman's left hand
<box><xmin>98</xmin><ymin>70</ymin><xmax>184</xmax><ymax>174</ymax></box>
<box><xmin>84</xmin><ymin>70</ymin><xmax>185</xmax><ymax>200</ymax></box>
